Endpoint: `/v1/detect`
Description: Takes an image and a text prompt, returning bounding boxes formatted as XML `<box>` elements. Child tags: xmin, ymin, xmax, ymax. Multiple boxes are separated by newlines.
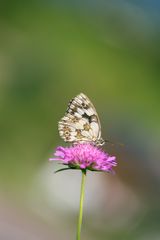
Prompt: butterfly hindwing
<box><xmin>58</xmin><ymin>93</ymin><xmax>104</xmax><ymax>145</ymax></box>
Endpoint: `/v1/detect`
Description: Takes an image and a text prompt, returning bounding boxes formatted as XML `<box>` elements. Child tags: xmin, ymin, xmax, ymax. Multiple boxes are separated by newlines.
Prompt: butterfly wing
<box><xmin>58</xmin><ymin>93</ymin><xmax>102</xmax><ymax>144</ymax></box>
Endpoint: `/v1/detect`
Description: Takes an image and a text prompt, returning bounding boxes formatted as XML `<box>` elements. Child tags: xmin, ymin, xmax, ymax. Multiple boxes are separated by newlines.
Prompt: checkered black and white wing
<box><xmin>58</xmin><ymin>93</ymin><xmax>104</xmax><ymax>145</ymax></box>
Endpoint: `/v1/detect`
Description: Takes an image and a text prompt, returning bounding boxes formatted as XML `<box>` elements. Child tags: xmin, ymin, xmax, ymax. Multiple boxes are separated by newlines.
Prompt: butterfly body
<box><xmin>58</xmin><ymin>93</ymin><xmax>105</xmax><ymax>146</ymax></box>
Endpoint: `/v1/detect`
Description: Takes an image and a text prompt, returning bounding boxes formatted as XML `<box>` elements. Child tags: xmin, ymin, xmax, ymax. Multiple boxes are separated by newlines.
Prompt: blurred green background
<box><xmin>0</xmin><ymin>1</ymin><xmax>160</xmax><ymax>239</ymax></box>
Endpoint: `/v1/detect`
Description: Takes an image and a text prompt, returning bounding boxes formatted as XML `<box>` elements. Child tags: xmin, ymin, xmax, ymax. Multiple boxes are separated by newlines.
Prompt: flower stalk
<box><xmin>50</xmin><ymin>143</ymin><xmax>117</xmax><ymax>240</ymax></box>
<box><xmin>76</xmin><ymin>169</ymin><xmax>86</xmax><ymax>240</ymax></box>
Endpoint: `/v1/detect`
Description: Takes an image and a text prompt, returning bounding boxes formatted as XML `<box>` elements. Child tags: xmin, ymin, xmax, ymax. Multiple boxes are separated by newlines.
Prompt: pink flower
<box><xmin>49</xmin><ymin>143</ymin><xmax>117</xmax><ymax>172</ymax></box>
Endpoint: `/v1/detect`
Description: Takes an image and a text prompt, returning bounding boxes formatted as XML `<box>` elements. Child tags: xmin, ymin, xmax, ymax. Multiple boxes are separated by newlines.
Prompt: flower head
<box><xmin>50</xmin><ymin>143</ymin><xmax>117</xmax><ymax>172</ymax></box>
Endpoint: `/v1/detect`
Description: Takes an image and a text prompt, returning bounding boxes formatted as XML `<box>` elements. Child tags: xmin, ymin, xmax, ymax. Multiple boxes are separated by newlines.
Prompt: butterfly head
<box><xmin>95</xmin><ymin>138</ymin><xmax>105</xmax><ymax>146</ymax></box>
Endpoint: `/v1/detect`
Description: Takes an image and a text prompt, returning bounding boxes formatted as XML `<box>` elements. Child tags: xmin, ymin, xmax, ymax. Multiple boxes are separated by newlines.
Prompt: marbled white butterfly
<box><xmin>58</xmin><ymin>93</ymin><xmax>105</xmax><ymax>146</ymax></box>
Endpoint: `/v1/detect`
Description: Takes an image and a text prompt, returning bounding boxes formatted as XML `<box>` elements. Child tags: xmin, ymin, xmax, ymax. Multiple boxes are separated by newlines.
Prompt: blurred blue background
<box><xmin>0</xmin><ymin>1</ymin><xmax>160</xmax><ymax>239</ymax></box>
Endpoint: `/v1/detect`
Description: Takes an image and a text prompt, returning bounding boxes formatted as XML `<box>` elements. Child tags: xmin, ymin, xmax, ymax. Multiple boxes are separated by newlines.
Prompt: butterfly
<box><xmin>58</xmin><ymin>93</ymin><xmax>105</xmax><ymax>146</ymax></box>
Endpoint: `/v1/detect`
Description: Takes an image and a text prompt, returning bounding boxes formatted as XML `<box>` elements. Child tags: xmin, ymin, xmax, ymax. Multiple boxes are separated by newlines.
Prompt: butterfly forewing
<box><xmin>58</xmin><ymin>93</ymin><xmax>104</xmax><ymax>145</ymax></box>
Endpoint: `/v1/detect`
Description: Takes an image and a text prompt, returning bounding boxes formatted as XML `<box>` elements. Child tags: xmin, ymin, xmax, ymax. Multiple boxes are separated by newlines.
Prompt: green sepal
<box><xmin>54</xmin><ymin>166</ymin><xmax>80</xmax><ymax>173</ymax></box>
<box><xmin>54</xmin><ymin>167</ymin><xmax>71</xmax><ymax>173</ymax></box>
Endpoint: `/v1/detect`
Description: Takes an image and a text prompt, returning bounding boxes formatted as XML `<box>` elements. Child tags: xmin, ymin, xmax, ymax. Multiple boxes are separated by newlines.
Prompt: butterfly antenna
<box><xmin>104</xmin><ymin>139</ymin><xmax>114</xmax><ymax>147</ymax></box>
<box><xmin>105</xmin><ymin>139</ymin><xmax>124</xmax><ymax>147</ymax></box>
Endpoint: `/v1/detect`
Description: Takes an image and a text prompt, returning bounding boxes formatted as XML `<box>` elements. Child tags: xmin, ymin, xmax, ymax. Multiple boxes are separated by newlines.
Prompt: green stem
<box><xmin>76</xmin><ymin>170</ymin><xmax>86</xmax><ymax>240</ymax></box>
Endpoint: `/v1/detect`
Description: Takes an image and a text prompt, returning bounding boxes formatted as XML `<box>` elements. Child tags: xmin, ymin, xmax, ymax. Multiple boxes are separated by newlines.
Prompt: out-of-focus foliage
<box><xmin>0</xmin><ymin>1</ymin><xmax>160</xmax><ymax>239</ymax></box>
